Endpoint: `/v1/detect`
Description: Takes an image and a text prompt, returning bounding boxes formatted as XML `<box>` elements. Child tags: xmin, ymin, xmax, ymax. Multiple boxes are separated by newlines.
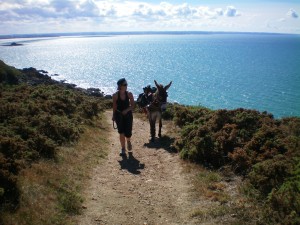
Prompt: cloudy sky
<box><xmin>0</xmin><ymin>0</ymin><xmax>299</xmax><ymax>35</ymax></box>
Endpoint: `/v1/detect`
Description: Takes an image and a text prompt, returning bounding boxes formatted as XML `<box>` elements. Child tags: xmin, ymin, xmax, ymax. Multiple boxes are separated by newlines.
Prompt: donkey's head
<box><xmin>154</xmin><ymin>80</ymin><xmax>172</xmax><ymax>111</ymax></box>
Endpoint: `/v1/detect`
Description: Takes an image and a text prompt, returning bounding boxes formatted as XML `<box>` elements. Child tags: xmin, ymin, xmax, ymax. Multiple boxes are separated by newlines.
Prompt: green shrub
<box><xmin>248</xmin><ymin>155</ymin><xmax>293</xmax><ymax>195</ymax></box>
<box><xmin>174</xmin><ymin>105</ymin><xmax>211</xmax><ymax>128</ymax></box>
<box><xmin>0</xmin><ymin>153</ymin><xmax>20</xmax><ymax>209</ymax></box>
<box><xmin>0</xmin><ymin>61</ymin><xmax>106</xmax><ymax>212</ymax></box>
<box><xmin>174</xmin><ymin>106</ymin><xmax>300</xmax><ymax>223</ymax></box>
<box><xmin>161</xmin><ymin>103</ymin><xmax>176</xmax><ymax>120</ymax></box>
<box><xmin>267</xmin><ymin>158</ymin><xmax>300</xmax><ymax>222</ymax></box>
<box><xmin>0</xmin><ymin>136</ymin><xmax>30</xmax><ymax>159</ymax></box>
<box><xmin>80</xmin><ymin>100</ymin><xmax>100</xmax><ymax>119</ymax></box>
<box><xmin>28</xmin><ymin>135</ymin><xmax>57</xmax><ymax>158</ymax></box>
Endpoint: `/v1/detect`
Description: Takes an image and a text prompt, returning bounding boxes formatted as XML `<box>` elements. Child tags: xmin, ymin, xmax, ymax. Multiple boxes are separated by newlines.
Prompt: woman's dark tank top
<box><xmin>117</xmin><ymin>91</ymin><xmax>130</xmax><ymax>112</ymax></box>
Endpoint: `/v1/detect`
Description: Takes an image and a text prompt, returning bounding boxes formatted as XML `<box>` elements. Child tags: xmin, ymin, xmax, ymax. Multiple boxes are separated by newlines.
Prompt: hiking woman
<box><xmin>112</xmin><ymin>78</ymin><xmax>135</xmax><ymax>156</ymax></box>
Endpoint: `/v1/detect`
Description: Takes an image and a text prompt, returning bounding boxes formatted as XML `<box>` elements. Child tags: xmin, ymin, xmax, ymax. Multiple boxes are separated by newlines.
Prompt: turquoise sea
<box><xmin>0</xmin><ymin>33</ymin><xmax>300</xmax><ymax>118</ymax></box>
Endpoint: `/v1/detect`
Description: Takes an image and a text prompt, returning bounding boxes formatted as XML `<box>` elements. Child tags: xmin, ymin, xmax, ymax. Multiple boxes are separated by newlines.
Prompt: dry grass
<box><xmin>192</xmin><ymin>167</ymin><xmax>229</xmax><ymax>201</ymax></box>
<box><xmin>181</xmin><ymin>162</ymin><xmax>265</xmax><ymax>224</ymax></box>
<box><xmin>190</xmin><ymin>205</ymin><xmax>231</xmax><ymax>221</ymax></box>
<box><xmin>1</xmin><ymin>116</ymin><xmax>109</xmax><ymax>225</ymax></box>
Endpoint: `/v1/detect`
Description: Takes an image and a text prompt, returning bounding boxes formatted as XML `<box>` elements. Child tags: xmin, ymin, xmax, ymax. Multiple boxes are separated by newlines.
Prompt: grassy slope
<box><xmin>2</xmin><ymin>121</ymin><xmax>109</xmax><ymax>225</ymax></box>
<box><xmin>166</xmin><ymin>104</ymin><xmax>300</xmax><ymax>224</ymax></box>
<box><xmin>0</xmin><ymin>60</ymin><xmax>110</xmax><ymax>224</ymax></box>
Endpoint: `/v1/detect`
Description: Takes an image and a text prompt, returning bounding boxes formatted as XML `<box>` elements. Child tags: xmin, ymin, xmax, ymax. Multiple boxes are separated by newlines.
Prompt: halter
<box><xmin>149</xmin><ymin>89</ymin><xmax>168</xmax><ymax>112</ymax></box>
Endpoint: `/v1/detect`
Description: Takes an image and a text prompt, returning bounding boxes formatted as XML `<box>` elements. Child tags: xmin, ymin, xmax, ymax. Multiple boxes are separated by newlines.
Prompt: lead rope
<box><xmin>112</xmin><ymin>109</ymin><xmax>122</xmax><ymax>129</ymax></box>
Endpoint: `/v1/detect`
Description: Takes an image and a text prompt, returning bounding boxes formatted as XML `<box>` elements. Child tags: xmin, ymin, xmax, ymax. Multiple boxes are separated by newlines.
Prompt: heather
<box><xmin>172</xmin><ymin>105</ymin><xmax>300</xmax><ymax>223</ymax></box>
<box><xmin>0</xmin><ymin>60</ymin><xmax>106</xmax><ymax>218</ymax></box>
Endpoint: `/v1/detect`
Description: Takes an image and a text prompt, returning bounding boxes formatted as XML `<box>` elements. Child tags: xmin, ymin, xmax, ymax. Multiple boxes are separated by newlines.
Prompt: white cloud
<box><xmin>279</xmin><ymin>18</ymin><xmax>286</xmax><ymax>22</ymax></box>
<box><xmin>0</xmin><ymin>1</ymin><xmax>241</xmax><ymax>21</ymax></box>
<box><xmin>215</xmin><ymin>8</ymin><xmax>223</xmax><ymax>16</ymax></box>
<box><xmin>287</xmin><ymin>9</ymin><xmax>298</xmax><ymax>18</ymax></box>
<box><xmin>1</xmin><ymin>1</ymin><xmax>299</xmax><ymax>34</ymax></box>
<box><xmin>173</xmin><ymin>3</ymin><xmax>197</xmax><ymax>18</ymax></box>
<box><xmin>225</xmin><ymin>6</ymin><xmax>240</xmax><ymax>17</ymax></box>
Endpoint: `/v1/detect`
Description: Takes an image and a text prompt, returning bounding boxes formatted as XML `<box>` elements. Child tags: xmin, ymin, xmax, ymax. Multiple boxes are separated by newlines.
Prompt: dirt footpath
<box><xmin>77</xmin><ymin>111</ymin><xmax>202</xmax><ymax>225</ymax></box>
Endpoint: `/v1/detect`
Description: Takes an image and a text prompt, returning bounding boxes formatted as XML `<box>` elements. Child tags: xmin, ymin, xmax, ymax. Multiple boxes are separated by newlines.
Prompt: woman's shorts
<box><xmin>115</xmin><ymin>111</ymin><xmax>133</xmax><ymax>138</ymax></box>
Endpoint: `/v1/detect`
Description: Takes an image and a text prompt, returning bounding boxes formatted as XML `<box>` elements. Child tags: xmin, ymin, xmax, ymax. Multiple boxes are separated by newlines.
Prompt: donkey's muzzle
<box><xmin>161</xmin><ymin>103</ymin><xmax>167</xmax><ymax>112</ymax></box>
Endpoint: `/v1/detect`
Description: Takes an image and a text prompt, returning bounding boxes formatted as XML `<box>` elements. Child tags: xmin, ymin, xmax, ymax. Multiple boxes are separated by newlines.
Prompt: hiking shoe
<box><xmin>127</xmin><ymin>141</ymin><xmax>132</xmax><ymax>151</ymax></box>
<box><xmin>119</xmin><ymin>148</ymin><xmax>126</xmax><ymax>156</ymax></box>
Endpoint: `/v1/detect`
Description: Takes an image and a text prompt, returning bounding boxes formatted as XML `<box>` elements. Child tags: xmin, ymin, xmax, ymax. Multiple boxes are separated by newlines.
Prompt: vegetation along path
<box><xmin>77</xmin><ymin>110</ymin><xmax>205</xmax><ymax>225</ymax></box>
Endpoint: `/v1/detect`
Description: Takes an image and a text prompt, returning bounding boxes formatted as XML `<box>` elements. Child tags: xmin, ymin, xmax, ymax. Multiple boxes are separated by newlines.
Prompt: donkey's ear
<box><xmin>154</xmin><ymin>80</ymin><xmax>159</xmax><ymax>88</ymax></box>
<box><xmin>165</xmin><ymin>81</ymin><xmax>172</xmax><ymax>90</ymax></box>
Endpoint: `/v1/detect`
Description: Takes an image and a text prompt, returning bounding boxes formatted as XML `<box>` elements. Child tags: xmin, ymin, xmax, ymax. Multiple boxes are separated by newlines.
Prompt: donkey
<box><xmin>147</xmin><ymin>80</ymin><xmax>172</xmax><ymax>142</ymax></box>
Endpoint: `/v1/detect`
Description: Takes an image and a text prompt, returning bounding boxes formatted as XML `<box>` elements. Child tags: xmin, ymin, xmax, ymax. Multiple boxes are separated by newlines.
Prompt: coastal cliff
<box><xmin>1</xmin><ymin>60</ymin><xmax>299</xmax><ymax>224</ymax></box>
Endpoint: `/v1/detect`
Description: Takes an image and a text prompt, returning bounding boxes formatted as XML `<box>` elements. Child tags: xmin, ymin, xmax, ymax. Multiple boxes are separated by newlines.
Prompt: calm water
<box><xmin>0</xmin><ymin>34</ymin><xmax>300</xmax><ymax>118</ymax></box>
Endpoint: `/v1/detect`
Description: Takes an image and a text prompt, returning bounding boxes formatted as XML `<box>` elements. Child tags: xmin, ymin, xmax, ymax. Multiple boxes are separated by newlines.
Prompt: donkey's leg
<box><xmin>149</xmin><ymin>112</ymin><xmax>156</xmax><ymax>141</ymax></box>
<box><xmin>158</xmin><ymin>112</ymin><xmax>162</xmax><ymax>138</ymax></box>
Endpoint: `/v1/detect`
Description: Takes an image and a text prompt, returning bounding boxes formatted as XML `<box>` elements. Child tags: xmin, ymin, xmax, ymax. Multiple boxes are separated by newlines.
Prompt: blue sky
<box><xmin>0</xmin><ymin>0</ymin><xmax>299</xmax><ymax>35</ymax></box>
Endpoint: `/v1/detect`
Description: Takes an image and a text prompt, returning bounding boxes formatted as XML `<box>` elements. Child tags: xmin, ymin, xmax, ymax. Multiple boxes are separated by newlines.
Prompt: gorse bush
<box><xmin>0</xmin><ymin>61</ymin><xmax>106</xmax><ymax>212</ymax></box>
<box><xmin>0</xmin><ymin>153</ymin><xmax>20</xmax><ymax>210</ymax></box>
<box><xmin>267</xmin><ymin>157</ymin><xmax>300</xmax><ymax>224</ymax></box>
<box><xmin>174</xmin><ymin>105</ymin><xmax>300</xmax><ymax>223</ymax></box>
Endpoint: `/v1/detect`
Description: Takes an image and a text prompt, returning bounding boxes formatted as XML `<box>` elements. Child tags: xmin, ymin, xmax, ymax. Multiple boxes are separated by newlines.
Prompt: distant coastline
<box><xmin>1</xmin><ymin>42</ymin><xmax>24</xmax><ymax>46</ymax></box>
<box><xmin>1</xmin><ymin>31</ymin><xmax>299</xmax><ymax>40</ymax></box>
<box><xmin>1</xmin><ymin>33</ymin><xmax>299</xmax><ymax>118</ymax></box>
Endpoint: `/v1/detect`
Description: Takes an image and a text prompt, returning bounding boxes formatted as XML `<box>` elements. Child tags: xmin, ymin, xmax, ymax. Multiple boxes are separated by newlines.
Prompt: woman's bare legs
<box><xmin>119</xmin><ymin>134</ymin><xmax>126</xmax><ymax>156</ymax></box>
<box><xmin>120</xmin><ymin>134</ymin><xmax>132</xmax><ymax>155</ymax></box>
<box><xmin>126</xmin><ymin>137</ymin><xmax>132</xmax><ymax>151</ymax></box>
<box><xmin>119</xmin><ymin>134</ymin><xmax>126</xmax><ymax>149</ymax></box>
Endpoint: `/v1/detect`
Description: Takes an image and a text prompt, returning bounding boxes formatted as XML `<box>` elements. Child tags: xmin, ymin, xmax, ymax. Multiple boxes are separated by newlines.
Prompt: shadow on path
<box><xmin>144</xmin><ymin>135</ymin><xmax>177</xmax><ymax>153</ymax></box>
<box><xmin>118</xmin><ymin>152</ymin><xmax>145</xmax><ymax>174</ymax></box>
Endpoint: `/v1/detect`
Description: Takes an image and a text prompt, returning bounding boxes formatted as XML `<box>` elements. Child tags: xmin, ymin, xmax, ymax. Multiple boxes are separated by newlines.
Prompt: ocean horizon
<box><xmin>2</xmin><ymin>31</ymin><xmax>300</xmax><ymax>39</ymax></box>
<box><xmin>0</xmin><ymin>32</ymin><xmax>299</xmax><ymax>118</ymax></box>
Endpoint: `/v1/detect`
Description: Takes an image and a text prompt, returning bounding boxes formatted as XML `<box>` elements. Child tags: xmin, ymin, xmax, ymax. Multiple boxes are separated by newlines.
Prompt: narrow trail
<box><xmin>77</xmin><ymin>110</ymin><xmax>202</xmax><ymax>225</ymax></box>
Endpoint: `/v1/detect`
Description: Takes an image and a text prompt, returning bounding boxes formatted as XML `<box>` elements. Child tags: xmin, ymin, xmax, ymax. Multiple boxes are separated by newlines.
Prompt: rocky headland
<box><xmin>1</xmin><ymin>63</ymin><xmax>111</xmax><ymax>98</ymax></box>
